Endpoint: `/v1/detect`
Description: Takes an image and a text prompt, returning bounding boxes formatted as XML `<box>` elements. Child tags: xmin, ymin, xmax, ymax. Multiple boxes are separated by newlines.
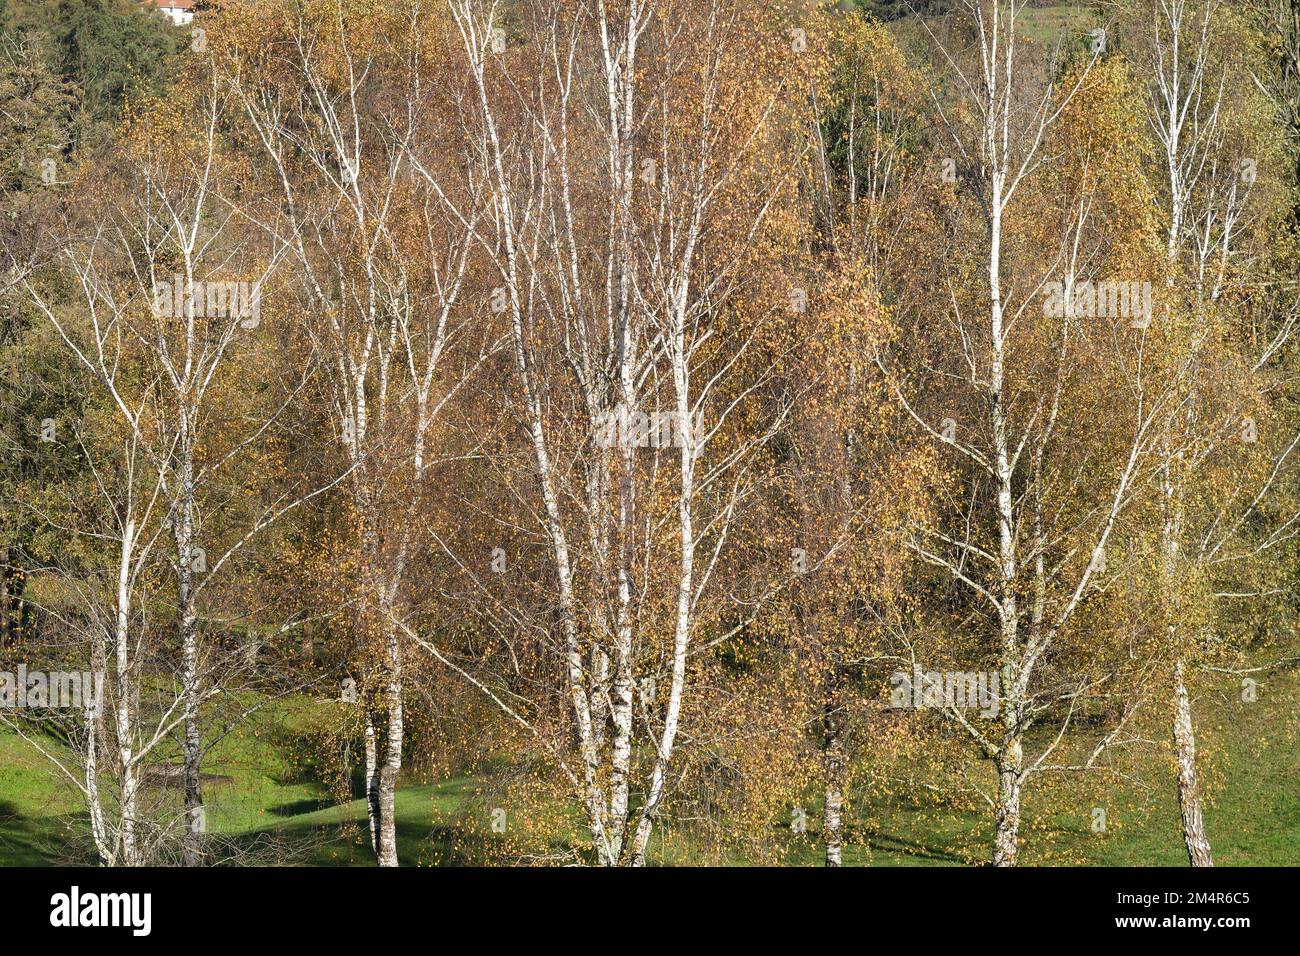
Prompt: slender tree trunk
<box><xmin>1161</xmin><ymin>441</ymin><xmax>1213</xmax><ymax>865</ymax></box>
<box><xmin>627</xmin><ymin>321</ymin><xmax>696</xmax><ymax>866</ymax></box>
<box><xmin>822</xmin><ymin>665</ymin><xmax>845</xmax><ymax>867</ymax></box>
<box><xmin>115</xmin><ymin>518</ymin><xmax>138</xmax><ymax>865</ymax></box>
<box><xmin>606</xmin><ymin>13</ymin><xmax>639</xmax><ymax>861</ymax></box>
<box><xmin>364</xmin><ymin>709</ymin><xmax>380</xmax><ymax>853</ymax></box>
<box><xmin>993</xmin><ymin>737</ymin><xmax>1023</xmax><ymax>867</ymax></box>
<box><xmin>181</xmin><ymin>630</ymin><xmax>202</xmax><ymax>864</ymax></box>
<box><xmin>1</xmin><ymin>552</ymin><xmax>24</xmax><ymax>648</ymax></box>
<box><xmin>175</xmin><ymin>431</ymin><xmax>204</xmax><ymax>866</ymax></box>
<box><xmin>589</xmin><ymin>646</ymin><xmax>610</xmax><ymax>750</ymax></box>
<box><xmin>607</xmin><ymin>335</ymin><xmax>637</xmax><ymax>862</ymax></box>
<box><xmin>1172</xmin><ymin>657</ymin><xmax>1214</xmax><ymax>866</ymax></box>
<box><xmin>120</xmin><ymin>762</ymin><xmax>139</xmax><ymax>866</ymax></box>
<box><xmin>376</xmin><ymin>621</ymin><xmax>403</xmax><ymax>867</ymax></box>
<box><xmin>85</xmin><ymin>704</ymin><xmax>114</xmax><ymax>865</ymax></box>
<box><xmin>353</xmin><ymin>485</ymin><xmax>407</xmax><ymax>867</ymax></box>
<box><xmin>989</xmin><ymin>171</ymin><xmax>1024</xmax><ymax>869</ymax></box>
<box><xmin>608</xmin><ymin>621</ymin><xmax>634</xmax><ymax>859</ymax></box>
<box><xmin>85</xmin><ymin>611</ymin><xmax>114</xmax><ymax>864</ymax></box>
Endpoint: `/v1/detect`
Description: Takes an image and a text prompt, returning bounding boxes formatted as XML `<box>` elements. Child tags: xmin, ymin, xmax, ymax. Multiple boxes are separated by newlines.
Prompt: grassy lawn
<box><xmin>0</xmin><ymin>721</ymin><xmax>86</xmax><ymax>865</ymax></box>
<box><xmin>890</xmin><ymin>3</ymin><xmax>1097</xmax><ymax>47</ymax></box>
<box><xmin>3</xmin><ymin>663</ymin><xmax>1297</xmax><ymax>866</ymax></box>
<box><xmin>1016</xmin><ymin>4</ymin><xmax>1097</xmax><ymax>44</ymax></box>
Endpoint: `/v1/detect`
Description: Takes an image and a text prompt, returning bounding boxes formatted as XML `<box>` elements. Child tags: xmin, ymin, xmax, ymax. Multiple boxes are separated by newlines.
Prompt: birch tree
<box><xmin>222</xmin><ymin>0</ymin><xmax>493</xmax><ymax>865</ymax></box>
<box><xmin>893</xmin><ymin>2</ymin><xmax>1188</xmax><ymax>865</ymax></box>
<box><xmin>20</xmin><ymin>63</ymin><xmax>335</xmax><ymax>864</ymax></box>
<box><xmin>781</xmin><ymin>9</ymin><xmax>936</xmax><ymax>866</ymax></box>
<box><xmin>3</xmin><ymin>397</ymin><xmax>200</xmax><ymax>865</ymax></box>
<box><xmin>405</xmin><ymin>0</ymin><xmax>807</xmax><ymax>865</ymax></box>
<box><xmin>1131</xmin><ymin>0</ymin><xmax>1300</xmax><ymax>867</ymax></box>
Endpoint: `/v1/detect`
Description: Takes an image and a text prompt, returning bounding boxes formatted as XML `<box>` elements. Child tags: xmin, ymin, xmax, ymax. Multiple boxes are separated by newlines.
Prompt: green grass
<box><xmin>3</xmin><ymin>664</ymin><xmax>1298</xmax><ymax>866</ymax></box>
<box><xmin>1016</xmin><ymin>5</ymin><xmax>1096</xmax><ymax>44</ymax></box>
<box><xmin>0</xmin><ymin>721</ymin><xmax>86</xmax><ymax>865</ymax></box>
<box><xmin>891</xmin><ymin>4</ymin><xmax>1097</xmax><ymax>48</ymax></box>
<box><xmin>827</xmin><ymin>664</ymin><xmax>1300</xmax><ymax>867</ymax></box>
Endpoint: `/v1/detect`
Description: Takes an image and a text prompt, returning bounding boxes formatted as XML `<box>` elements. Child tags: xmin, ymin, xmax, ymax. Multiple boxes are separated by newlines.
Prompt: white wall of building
<box><xmin>158</xmin><ymin>5</ymin><xmax>195</xmax><ymax>26</ymax></box>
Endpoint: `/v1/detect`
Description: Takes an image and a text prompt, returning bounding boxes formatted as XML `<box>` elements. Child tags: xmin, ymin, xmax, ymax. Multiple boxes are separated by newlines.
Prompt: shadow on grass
<box><xmin>266</xmin><ymin>798</ymin><xmax>334</xmax><ymax>818</ymax></box>
<box><xmin>854</xmin><ymin>824</ymin><xmax>971</xmax><ymax>864</ymax></box>
<box><xmin>216</xmin><ymin>815</ymin><xmax>505</xmax><ymax>866</ymax></box>
<box><xmin>0</xmin><ymin>800</ymin><xmax>91</xmax><ymax>866</ymax></box>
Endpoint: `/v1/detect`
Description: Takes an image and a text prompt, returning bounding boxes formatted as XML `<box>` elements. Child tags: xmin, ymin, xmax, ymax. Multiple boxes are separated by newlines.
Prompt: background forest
<box><xmin>2</xmin><ymin>0</ymin><xmax>1299</xmax><ymax>868</ymax></box>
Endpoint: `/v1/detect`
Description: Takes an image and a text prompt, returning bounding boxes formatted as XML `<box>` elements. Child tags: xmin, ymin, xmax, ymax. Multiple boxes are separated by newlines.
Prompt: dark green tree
<box><xmin>55</xmin><ymin>0</ymin><xmax>178</xmax><ymax>129</ymax></box>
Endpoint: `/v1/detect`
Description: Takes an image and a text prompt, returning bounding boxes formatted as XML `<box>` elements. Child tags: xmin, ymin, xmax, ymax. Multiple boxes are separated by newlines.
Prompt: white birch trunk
<box><xmin>822</xmin><ymin>674</ymin><xmax>845</xmax><ymax>868</ymax></box>
<box><xmin>376</xmin><ymin>620</ymin><xmax>403</xmax><ymax>867</ymax></box>
<box><xmin>993</xmin><ymin>739</ymin><xmax>1024</xmax><ymax>867</ymax></box>
<box><xmin>116</xmin><ymin>518</ymin><xmax>139</xmax><ymax>866</ymax></box>
<box><xmin>364</xmin><ymin>710</ymin><xmax>380</xmax><ymax>854</ymax></box>
<box><xmin>174</xmin><ymin>419</ymin><xmax>204</xmax><ymax>867</ymax></box>
<box><xmin>628</xmin><ymin>303</ymin><xmax>696</xmax><ymax>866</ymax></box>
<box><xmin>1172</xmin><ymin>657</ymin><xmax>1214</xmax><ymax>866</ymax></box>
